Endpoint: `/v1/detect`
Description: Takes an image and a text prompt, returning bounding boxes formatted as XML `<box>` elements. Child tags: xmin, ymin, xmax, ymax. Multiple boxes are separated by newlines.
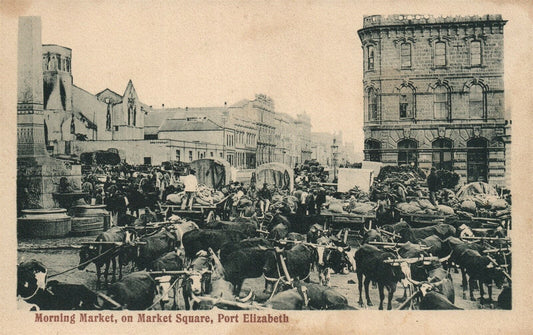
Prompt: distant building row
<box><xmin>38</xmin><ymin>43</ymin><xmax>332</xmax><ymax>168</ymax></box>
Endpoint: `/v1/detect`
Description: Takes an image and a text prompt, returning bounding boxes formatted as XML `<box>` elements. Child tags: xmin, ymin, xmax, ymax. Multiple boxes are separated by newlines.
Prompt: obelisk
<box><xmin>17</xmin><ymin>16</ymin><xmax>47</xmax><ymax>158</ymax></box>
<box><xmin>17</xmin><ymin>16</ymin><xmax>82</xmax><ymax>213</ymax></box>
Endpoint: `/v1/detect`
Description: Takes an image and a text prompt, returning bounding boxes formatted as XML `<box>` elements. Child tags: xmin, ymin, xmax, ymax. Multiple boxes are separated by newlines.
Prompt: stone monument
<box><xmin>17</xmin><ymin>17</ymin><xmax>82</xmax><ymax>236</ymax></box>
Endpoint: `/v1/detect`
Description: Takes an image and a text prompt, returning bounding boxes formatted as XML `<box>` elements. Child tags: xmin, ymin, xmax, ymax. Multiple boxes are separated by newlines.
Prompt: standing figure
<box><xmin>181</xmin><ymin>169</ymin><xmax>198</xmax><ymax>210</ymax></box>
<box><xmin>257</xmin><ymin>182</ymin><xmax>272</xmax><ymax>216</ymax></box>
<box><xmin>427</xmin><ymin>167</ymin><xmax>440</xmax><ymax>206</ymax></box>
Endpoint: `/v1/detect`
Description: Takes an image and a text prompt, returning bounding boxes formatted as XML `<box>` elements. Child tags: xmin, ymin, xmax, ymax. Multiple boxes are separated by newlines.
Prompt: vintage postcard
<box><xmin>1</xmin><ymin>0</ymin><xmax>532</xmax><ymax>334</ymax></box>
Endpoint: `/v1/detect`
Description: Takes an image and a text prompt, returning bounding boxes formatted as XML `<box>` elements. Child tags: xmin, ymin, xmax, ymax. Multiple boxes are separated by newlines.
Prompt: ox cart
<box><xmin>160</xmin><ymin>195</ymin><xmax>232</xmax><ymax>225</ymax></box>
<box><xmin>319</xmin><ymin>210</ymin><xmax>376</xmax><ymax>242</ymax></box>
<box><xmin>393</xmin><ymin>209</ymin><xmax>450</xmax><ymax>227</ymax></box>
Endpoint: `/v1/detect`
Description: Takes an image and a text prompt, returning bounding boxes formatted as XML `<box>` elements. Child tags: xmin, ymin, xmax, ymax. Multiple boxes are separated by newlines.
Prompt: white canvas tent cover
<box><xmin>255</xmin><ymin>162</ymin><xmax>294</xmax><ymax>192</ymax></box>
<box><xmin>337</xmin><ymin>168</ymin><xmax>374</xmax><ymax>193</ymax></box>
<box><xmin>189</xmin><ymin>158</ymin><xmax>232</xmax><ymax>190</ymax></box>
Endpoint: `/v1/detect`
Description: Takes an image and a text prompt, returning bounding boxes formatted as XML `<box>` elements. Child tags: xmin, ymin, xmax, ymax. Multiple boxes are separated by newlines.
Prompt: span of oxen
<box><xmin>354</xmin><ymin>244</ymin><xmax>406</xmax><ymax>310</ymax></box>
<box><xmin>78</xmin><ymin>226</ymin><xmax>133</xmax><ymax>289</ymax></box>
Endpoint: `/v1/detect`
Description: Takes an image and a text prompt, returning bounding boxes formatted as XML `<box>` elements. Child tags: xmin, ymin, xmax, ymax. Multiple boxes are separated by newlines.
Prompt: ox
<box><xmin>354</xmin><ymin>245</ymin><xmax>406</xmax><ymax>310</ymax></box>
<box><xmin>263</xmin><ymin>244</ymin><xmax>316</xmax><ymax>293</ymax></box>
<box><xmin>455</xmin><ymin>249</ymin><xmax>505</xmax><ymax>305</ymax></box>
<box><xmin>105</xmin><ymin>271</ymin><xmax>157</xmax><ymax>310</ymax></box>
<box><xmin>181</xmin><ymin>229</ymin><xmax>247</xmax><ymax>260</ymax></box>
<box><xmin>78</xmin><ymin>226</ymin><xmax>133</xmax><ymax>289</ymax></box>
<box><xmin>134</xmin><ymin>228</ymin><xmax>178</xmax><ymax>270</ymax></box>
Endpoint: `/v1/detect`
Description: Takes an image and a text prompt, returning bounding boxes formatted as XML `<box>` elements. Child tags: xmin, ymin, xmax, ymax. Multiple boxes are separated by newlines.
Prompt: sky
<box><xmin>1</xmin><ymin>0</ymin><xmax>531</xmax><ymax>154</ymax></box>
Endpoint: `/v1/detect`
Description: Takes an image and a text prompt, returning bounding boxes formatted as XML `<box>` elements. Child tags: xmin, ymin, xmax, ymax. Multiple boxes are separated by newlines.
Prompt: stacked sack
<box><xmin>455</xmin><ymin>182</ymin><xmax>510</xmax><ymax>218</ymax></box>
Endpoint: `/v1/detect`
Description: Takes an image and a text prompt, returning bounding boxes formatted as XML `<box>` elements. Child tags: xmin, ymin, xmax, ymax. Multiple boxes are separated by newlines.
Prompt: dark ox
<box><xmin>134</xmin><ymin>228</ymin><xmax>178</xmax><ymax>270</ymax></box>
<box><xmin>263</xmin><ymin>244</ymin><xmax>316</xmax><ymax>292</ymax></box>
<box><xmin>455</xmin><ymin>249</ymin><xmax>505</xmax><ymax>305</ymax></box>
<box><xmin>78</xmin><ymin>227</ymin><xmax>133</xmax><ymax>289</ymax></box>
<box><xmin>442</xmin><ymin>236</ymin><xmax>486</xmax><ymax>286</ymax></box>
<box><xmin>354</xmin><ymin>245</ymin><xmax>406</xmax><ymax>310</ymax></box>
<box><xmin>398</xmin><ymin>224</ymin><xmax>456</xmax><ymax>244</ymax></box>
<box><xmin>105</xmin><ymin>271</ymin><xmax>157</xmax><ymax>310</ymax></box>
<box><xmin>181</xmin><ymin>229</ymin><xmax>247</xmax><ymax>260</ymax></box>
<box><xmin>219</xmin><ymin>238</ymin><xmax>273</xmax><ymax>296</ymax></box>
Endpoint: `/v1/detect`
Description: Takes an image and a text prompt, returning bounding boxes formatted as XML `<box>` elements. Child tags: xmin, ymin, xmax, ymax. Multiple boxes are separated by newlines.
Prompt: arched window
<box><xmin>467</xmin><ymin>138</ymin><xmax>488</xmax><ymax>182</ymax></box>
<box><xmin>432</xmin><ymin>138</ymin><xmax>453</xmax><ymax>171</ymax></box>
<box><xmin>401</xmin><ymin>43</ymin><xmax>411</xmax><ymax>68</ymax></box>
<box><xmin>399</xmin><ymin>86</ymin><xmax>414</xmax><ymax>119</ymax></box>
<box><xmin>434</xmin><ymin>42</ymin><xmax>446</xmax><ymax>66</ymax></box>
<box><xmin>367</xmin><ymin>46</ymin><xmax>375</xmax><ymax>71</ymax></box>
<box><xmin>469</xmin><ymin>84</ymin><xmax>484</xmax><ymax>119</ymax></box>
<box><xmin>471</xmin><ymin>41</ymin><xmax>481</xmax><ymax>66</ymax></box>
<box><xmin>433</xmin><ymin>85</ymin><xmax>449</xmax><ymax>120</ymax></box>
<box><xmin>364</xmin><ymin>139</ymin><xmax>381</xmax><ymax>162</ymax></box>
<box><xmin>398</xmin><ymin>139</ymin><xmax>418</xmax><ymax>167</ymax></box>
<box><xmin>367</xmin><ymin>87</ymin><xmax>378</xmax><ymax>120</ymax></box>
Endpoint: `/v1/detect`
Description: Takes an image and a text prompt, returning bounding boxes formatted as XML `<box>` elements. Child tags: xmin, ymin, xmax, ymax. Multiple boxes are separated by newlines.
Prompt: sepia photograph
<box><xmin>1</xmin><ymin>0</ymin><xmax>532</xmax><ymax>334</ymax></box>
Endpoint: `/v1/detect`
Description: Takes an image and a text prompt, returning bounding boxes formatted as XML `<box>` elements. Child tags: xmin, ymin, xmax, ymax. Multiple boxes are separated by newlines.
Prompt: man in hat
<box><xmin>181</xmin><ymin>169</ymin><xmax>198</xmax><ymax>210</ymax></box>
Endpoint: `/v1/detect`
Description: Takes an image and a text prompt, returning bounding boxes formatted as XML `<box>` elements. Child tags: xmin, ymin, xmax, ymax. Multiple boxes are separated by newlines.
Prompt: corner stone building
<box><xmin>358</xmin><ymin>15</ymin><xmax>510</xmax><ymax>186</ymax></box>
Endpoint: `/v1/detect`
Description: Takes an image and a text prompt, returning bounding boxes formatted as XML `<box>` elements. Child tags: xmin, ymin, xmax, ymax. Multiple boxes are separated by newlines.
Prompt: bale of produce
<box><xmin>166</xmin><ymin>192</ymin><xmax>184</xmax><ymax>204</ymax></box>
<box><xmin>460</xmin><ymin>200</ymin><xmax>477</xmax><ymax>213</ymax></box>
<box><xmin>490</xmin><ymin>198</ymin><xmax>508</xmax><ymax>210</ymax></box>
<box><xmin>351</xmin><ymin>203</ymin><xmax>376</xmax><ymax>215</ymax></box>
<box><xmin>437</xmin><ymin>205</ymin><xmax>455</xmax><ymax>216</ymax></box>
<box><xmin>329</xmin><ymin>203</ymin><xmax>345</xmax><ymax>213</ymax></box>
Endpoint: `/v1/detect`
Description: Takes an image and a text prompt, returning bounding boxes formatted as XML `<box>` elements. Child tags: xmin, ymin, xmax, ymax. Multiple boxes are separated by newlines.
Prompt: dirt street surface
<box><xmin>18</xmin><ymin>235</ymin><xmax>505</xmax><ymax>311</ymax></box>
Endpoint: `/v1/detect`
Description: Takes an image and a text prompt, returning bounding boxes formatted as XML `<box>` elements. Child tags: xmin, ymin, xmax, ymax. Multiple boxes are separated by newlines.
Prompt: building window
<box><xmin>210</xmin><ymin>151</ymin><xmax>214</xmax><ymax>157</ymax></box>
<box><xmin>364</xmin><ymin>139</ymin><xmax>382</xmax><ymax>162</ymax></box>
<box><xmin>467</xmin><ymin>138</ymin><xmax>488</xmax><ymax>183</ymax></box>
<box><xmin>469</xmin><ymin>84</ymin><xmax>484</xmax><ymax>119</ymax></box>
<box><xmin>433</xmin><ymin>85</ymin><xmax>449</xmax><ymax>120</ymax></box>
<box><xmin>189</xmin><ymin>150</ymin><xmax>193</xmax><ymax>161</ymax></box>
<box><xmin>144</xmin><ymin>157</ymin><xmax>152</xmax><ymax>165</ymax></box>
<box><xmin>399</xmin><ymin>86</ymin><xmax>414</xmax><ymax>119</ymax></box>
<box><xmin>401</xmin><ymin>43</ymin><xmax>411</xmax><ymax>68</ymax></box>
<box><xmin>398</xmin><ymin>139</ymin><xmax>418</xmax><ymax>167</ymax></box>
<box><xmin>434</xmin><ymin>42</ymin><xmax>446</xmax><ymax>66</ymax></box>
<box><xmin>367</xmin><ymin>46</ymin><xmax>375</xmax><ymax>71</ymax></box>
<box><xmin>176</xmin><ymin>149</ymin><xmax>181</xmax><ymax>162</ymax></box>
<box><xmin>432</xmin><ymin>138</ymin><xmax>453</xmax><ymax>171</ymax></box>
<box><xmin>220</xmin><ymin>152</ymin><xmax>223</xmax><ymax>158</ymax></box>
<box><xmin>367</xmin><ymin>87</ymin><xmax>378</xmax><ymax>120</ymax></box>
<box><xmin>471</xmin><ymin>41</ymin><xmax>481</xmax><ymax>66</ymax></box>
